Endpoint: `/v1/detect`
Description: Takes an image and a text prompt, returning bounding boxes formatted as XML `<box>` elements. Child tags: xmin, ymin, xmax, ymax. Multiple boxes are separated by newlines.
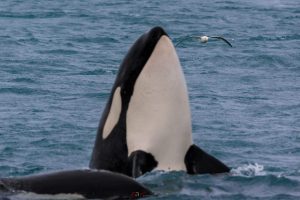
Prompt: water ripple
<box><xmin>1</xmin><ymin>0</ymin><xmax>299</xmax><ymax>199</ymax></box>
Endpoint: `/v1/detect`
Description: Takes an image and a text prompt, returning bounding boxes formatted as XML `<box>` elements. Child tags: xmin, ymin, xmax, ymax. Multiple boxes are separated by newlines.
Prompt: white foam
<box><xmin>10</xmin><ymin>192</ymin><xmax>85</xmax><ymax>200</ymax></box>
<box><xmin>231</xmin><ymin>163</ymin><xmax>266</xmax><ymax>177</ymax></box>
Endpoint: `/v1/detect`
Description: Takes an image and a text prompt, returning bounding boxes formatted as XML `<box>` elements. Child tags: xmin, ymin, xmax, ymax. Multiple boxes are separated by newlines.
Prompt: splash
<box><xmin>231</xmin><ymin>163</ymin><xmax>266</xmax><ymax>177</ymax></box>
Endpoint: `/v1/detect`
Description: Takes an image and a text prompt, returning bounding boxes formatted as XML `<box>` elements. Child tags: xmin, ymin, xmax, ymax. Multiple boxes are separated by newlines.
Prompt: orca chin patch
<box><xmin>126</xmin><ymin>34</ymin><xmax>192</xmax><ymax>171</ymax></box>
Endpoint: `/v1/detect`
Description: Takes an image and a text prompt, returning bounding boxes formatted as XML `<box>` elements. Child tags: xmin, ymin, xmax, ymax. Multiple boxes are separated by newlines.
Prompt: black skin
<box><xmin>127</xmin><ymin>151</ymin><xmax>158</xmax><ymax>178</ymax></box>
<box><xmin>89</xmin><ymin>26</ymin><xmax>230</xmax><ymax>178</ymax></box>
<box><xmin>0</xmin><ymin>169</ymin><xmax>152</xmax><ymax>199</ymax></box>
<box><xmin>185</xmin><ymin>145</ymin><xmax>230</xmax><ymax>174</ymax></box>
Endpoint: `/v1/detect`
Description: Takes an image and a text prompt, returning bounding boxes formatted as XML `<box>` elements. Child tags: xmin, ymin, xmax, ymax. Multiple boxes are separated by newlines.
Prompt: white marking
<box><xmin>12</xmin><ymin>192</ymin><xmax>85</xmax><ymax>200</ymax></box>
<box><xmin>200</xmin><ymin>36</ymin><xmax>209</xmax><ymax>43</ymax></box>
<box><xmin>126</xmin><ymin>36</ymin><xmax>193</xmax><ymax>171</ymax></box>
<box><xmin>102</xmin><ymin>87</ymin><xmax>122</xmax><ymax>139</ymax></box>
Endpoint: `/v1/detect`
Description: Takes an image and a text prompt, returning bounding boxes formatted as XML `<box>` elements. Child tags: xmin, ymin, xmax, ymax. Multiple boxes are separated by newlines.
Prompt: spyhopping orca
<box><xmin>90</xmin><ymin>26</ymin><xmax>230</xmax><ymax>178</ymax></box>
<box><xmin>0</xmin><ymin>169</ymin><xmax>152</xmax><ymax>199</ymax></box>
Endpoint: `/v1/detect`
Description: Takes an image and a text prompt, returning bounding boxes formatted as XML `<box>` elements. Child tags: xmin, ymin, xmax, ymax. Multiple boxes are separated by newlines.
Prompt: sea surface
<box><xmin>0</xmin><ymin>0</ymin><xmax>299</xmax><ymax>199</ymax></box>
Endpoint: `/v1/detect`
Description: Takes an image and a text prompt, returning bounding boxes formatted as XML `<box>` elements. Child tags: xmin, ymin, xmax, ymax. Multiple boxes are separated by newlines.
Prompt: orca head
<box><xmin>114</xmin><ymin>27</ymin><xmax>169</xmax><ymax>105</ymax></box>
<box><xmin>91</xmin><ymin>26</ymin><xmax>193</xmax><ymax>172</ymax></box>
<box><xmin>101</xmin><ymin>26</ymin><xmax>174</xmax><ymax>140</ymax></box>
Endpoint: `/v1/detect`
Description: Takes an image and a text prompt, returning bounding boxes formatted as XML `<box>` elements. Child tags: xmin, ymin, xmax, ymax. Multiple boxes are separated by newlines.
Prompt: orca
<box><xmin>0</xmin><ymin>169</ymin><xmax>152</xmax><ymax>199</ymax></box>
<box><xmin>90</xmin><ymin>26</ymin><xmax>230</xmax><ymax>178</ymax></box>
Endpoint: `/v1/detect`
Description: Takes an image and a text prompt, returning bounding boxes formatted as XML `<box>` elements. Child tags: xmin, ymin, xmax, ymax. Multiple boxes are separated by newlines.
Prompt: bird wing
<box><xmin>210</xmin><ymin>36</ymin><xmax>233</xmax><ymax>47</ymax></box>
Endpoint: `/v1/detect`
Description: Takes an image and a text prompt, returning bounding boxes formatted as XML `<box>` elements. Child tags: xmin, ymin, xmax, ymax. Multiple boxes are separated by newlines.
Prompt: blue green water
<box><xmin>0</xmin><ymin>0</ymin><xmax>299</xmax><ymax>199</ymax></box>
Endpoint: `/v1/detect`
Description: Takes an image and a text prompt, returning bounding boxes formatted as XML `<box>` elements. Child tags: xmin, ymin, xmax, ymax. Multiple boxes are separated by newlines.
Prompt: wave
<box><xmin>231</xmin><ymin>163</ymin><xmax>266</xmax><ymax>177</ymax></box>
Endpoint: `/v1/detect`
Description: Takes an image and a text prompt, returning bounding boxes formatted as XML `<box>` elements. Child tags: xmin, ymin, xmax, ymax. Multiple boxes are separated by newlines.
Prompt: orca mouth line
<box><xmin>175</xmin><ymin>35</ymin><xmax>233</xmax><ymax>47</ymax></box>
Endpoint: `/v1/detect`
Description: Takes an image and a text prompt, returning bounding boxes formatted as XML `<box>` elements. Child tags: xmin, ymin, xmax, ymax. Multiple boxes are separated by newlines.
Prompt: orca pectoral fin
<box><xmin>184</xmin><ymin>145</ymin><xmax>230</xmax><ymax>174</ymax></box>
<box><xmin>127</xmin><ymin>150</ymin><xmax>158</xmax><ymax>178</ymax></box>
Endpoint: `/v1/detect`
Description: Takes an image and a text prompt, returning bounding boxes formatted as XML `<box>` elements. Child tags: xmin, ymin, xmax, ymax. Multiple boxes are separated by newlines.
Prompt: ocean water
<box><xmin>0</xmin><ymin>0</ymin><xmax>299</xmax><ymax>199</ymax></box>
